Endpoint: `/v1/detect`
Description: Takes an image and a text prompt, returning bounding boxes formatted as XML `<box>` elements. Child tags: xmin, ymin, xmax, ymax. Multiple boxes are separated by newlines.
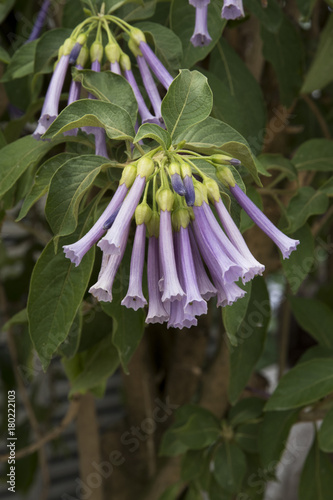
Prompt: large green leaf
<box><xmin>289</xmin><ymin>297</ymin><xmax>333</xmax><ymax>349</ymax></box>
<box><xmin>243</xmin><ymin>0</ymin><xmax>282</xmax><ymax>33</ymax></box>
<box><xmin>162</xmin><ymin>70</ymin><xmax>212</xmax><ymax>141</ymax></box>
<box><xmin>208</xmin><ymin>40</ymin><xmax>266</xmax><ymax>152</ymax></box>
<box><xmin>299</xmin><ymin>434</ymin><xmax>333</xmax><ymax>500</ymax></box>
<box><xmin>134</xmin><ymin>123</ymin><xmax>171</xmax><ymax>149</ymax></box>
<box><xmin>170</xmin><ymin>0</ymin><xmax>226</xmax><ymax>68</ymax></box>
<box><xmin>72</xmin><ymin>69</ymin><xmax>138</xmax><ymax>123</ymax></box>
<box><xmin>45</xmin><ymin>155</ymin><xmax>110</xmax><ymax>239</ymax></box>
<box><xmin>222</xmin><ymin>282</ymin><xmax>252</xmax><ymax>347</ymax></box>
<box><xmin>292</xmin><ymin>139</ymin><xmax>333</xmax><ymax>172</ymax></box>
<box><xmin>0</xmin><ymin>0</ymin><xmax>15</xmax><ymax>23</ymax></box>
<box><xmin>43</xmin><ymin>99</ymin><xmax>135</xmax><ymax>141</ymax></box>
<box><xmin>301</xmin><ymin>15</ymin><xmax>333</xmax><ymax>94</ymax></box>
<box><xmin>261</xmin><ymin>16</ymin><xmax>303</xmax><ymax>106</ymax></box>
<box><xmin>34</xmin><ymin>28</ymin><xmax>72</xmax><ymax>74</ymax></box>
<box><xmin>117</xmin><ymin>0</ymin><xmax>156</xmax><ymax>22</ymax></box>
<box><xmin>17</xmin><ymin>152</ymin><xmax>76</xmax><ymax>221</ymax></box>
<box><xmin>266</xmin><ymin>359</ymin><xmax>333</xmax><ymax>411</ymax></box>
<box><xmin>27</xmin><ymin>204</ymin><xmax>96</xmax><ymax>370</ymax></box>
<box><xmin>285</xmin><ymin>187</ymin><xmax>329</xmax><ymax>233</ymax></box>
<box><xmin>318</xmin><ymin>406</ymin><xmax>333</xmax><ymax>453</ymax></box>
<box><xmin>1</xmin><ymin>40</ymin><xmax>37</xmax><ymax>82</ymax></box>
<box><xmin>228</xmin><ymin>277</ymin><xmax>270</xmax><ymax>404</ymax></box>
<box><xmin>213</xmin><ymin>442</ymin><xmax>247</xmax><ymax>493</ymax></box>
<box><xmin>282</xmin><ymin>224</ymin><xmax>314</xmax><ymax>293</ymax></box>
<box><xmin>258</xmin><ymin>409</ymin><xmax>298</xmax><ymax>467</ymax></box>
<box><xmin>135</xmin><ymin>21</ymin><xmax>182</xmax><ymax>72</ymax></box>
<box><xmin>258</xmin><ymin>153</ymin><xmax>297</xmax><ymax>180</ymax></box>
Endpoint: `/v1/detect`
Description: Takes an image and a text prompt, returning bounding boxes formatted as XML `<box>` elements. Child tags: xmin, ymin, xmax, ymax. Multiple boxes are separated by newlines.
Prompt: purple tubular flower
<box><xmin>69</xmin><ymin>42</ymin><xmax>82</xmax><ymax>65</ymax></box>
<box><xmin>98</xmin><ymin>176</ymin><xmax>146</xmax><ymax>255</ymax></box>
<box><xmin>167</xmin><ymin>297</ymin><xmax>197</xmax><ymax>330</ymax></box>
<box><xmin>171</xmin><ymin>173</ymin><xmax>186</xmax><ymax>196</ymax></box>
<box><xmin>190</xmin><ymin>5</ymin><xmax>212</xmax><ymax>47</ymax></box>
<box><xmin>146</xmin><ymin>236</ymin><xmax>169</xmax><ymax>324</ymax></box>
<box><xmin>176</xmin><ymin>228</ymin><xmax>207</xmax><ymax>317</ymax></box>
<box><xmin>189</xmin><ymin>0</ymin><xmax>211</xmax><ymax>6</ymax></box>
<box><xmin>159</xmin><ymin>210</ymin><xmax>185</xmax><ymax>303</ymax></box>
<box><xmin>33</xmin><ymin>54</ymin><xmax>70</xmax><ymax>139</ymax></box>
<box><xmin>137</xmin><ymin>55</ymin><xmax>164</xmax><ymax>125</ymax></box>
<box><xmin>124</xmin><ymin>68</ymin><xmax>161</xmax><ymax>125</ymax></box>
<box><xmin>193</xmin><ymin>205</ymin><xmax>243</xmax><ymax>283</ymax></box>
<box><xmin>121</xmin><ymin>223</ymin><xmax>147</xmax><ymax>311</ymax></box>
<box><xmin>230</xmin><ymin>184</ymin><xmax>300</xmax><ymax>259</ymax></box>
<box><xmin>89</xmin><ymin>226</ymin><xmax>129</xmax><ymax>302</ymax></box>
<box><xmin>26</xmin><ymin>0</ymin><xmax>50</xmax><ymax>43</ymax></box>
<box><xmin>189</xmin><ymin>227</ymin><xmax>217</xmax><ymax>300</ymax></box>
<box><xmin>110</xmin><ymin>61</ymin><xmax>121</xmax><ymax>75</ymax></box>
<box><xmin>214</xmin><ymin>198</ymin><xmax>265</xmax><ymax>279</ymax></box>
<box><xmin>139</xmin><ymin>41</ymin><xmax>173</xmax><ymax>90</ymax></box>
<box><xmin>103</xmin><ymin>207</ymin><xmax>121</xmax><ymax>230</ymax></box>
<box><xmin>64</xmin><ymin>64</ymin><xmax>83</xmax><ymax>137</ymax></box>
<box><xmin>184</xmin><ymin>176</ymin><xmax>196</xmax><ymax>206</ymax></box>
<box><xmin>216</xmin><ymin>281</ymin><xmax>246</xmax><ymax>307</ymax></box>
<box><xmin>222</xmin><ymin>0</ymin><xmax>245</xmax><ymax>20</ymax></box>
<box><xmin>63</xmin><ymin>183</ymin><xmax>128</xmax><ymax>266</ymax></box>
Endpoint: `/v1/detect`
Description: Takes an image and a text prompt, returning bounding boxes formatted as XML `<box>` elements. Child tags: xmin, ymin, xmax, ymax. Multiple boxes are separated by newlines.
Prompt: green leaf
<box><xmin>0</xmin><ymin>135</ymin><xmax>62</xmax><ymax>198</ymax></box>
<box><xmin>318</xmin><ymin>406</ymin><xmax>333</xmax><ymax>452</ymax></box>
<box><xmin>181</xmin><ymin>449</ymin><xmax>207</xmax><ymax>482</ymax></box>
<box><xmin>1</xmin><ymin>40</ymin><xmax>37</xmax><ymax>82</ymax></box>
<box><xmin>261</xmin><ymin>16</ymin><xmax>303</xmax><ymax>106</ymax></box>
<box><xmin>258</xmin><ymin>409</ymin><xmax>298</xmax><ymax>467</ymax></box>
<box><xmin>0</xmin><ymin>45</ymin><xmax>10</xmax><ymax>64</ymax></box>
<box><xmin>45</xmin><ymin>155</ymin><xmax>110</xmax><ymax>240</ymax></box>
<box><xmin>285</xmin><ymin>187</ymin><xmax>329</xmax><ymax>233</ymax></box>
<box><xmin>27</xmin><ymin>204</ymin><xmax>96</xmax><ymax>370</ymax></box>
<box><xmin>214</xmin><ymin>442</ymin><xmax>247</xmax><ymax>493</ymax></box>
<box><xmin>239</xmin><ymin>186</ymin><xmax>263</xmax><ymax>233</ymax></box>
<box><xmin>101</xmin><ymin>247</ymin><xmax>146</xmax><ymax>373</ymax></box>
<box><xmin>134</xmin><ymin>123</ymin><xmax>171</xmax><ymax>149</ymax></box>
<box><xmin>265</xmin><ymin>359</ymin><xmax>333</xmax><ymax>411</ymax></box>
<box><xmin>298</xmin><ymin>345</ymin><xmax>333</xmax><ymax>365</ymax></box>
<box><xmin>301</xmin><ymin>15</ymin><xmax>333</xmax><ymax>94</ymax></box>
<box><xmin>68</xmin><ymin>334</ymin><xmax>120</xmax><ymax>396</ymax></box>
<box><xmin>228</xmin><ymin>277</ymin><xmax>270</xmax><ymax>404</ymax></box>
<box><xmin>170</xmin><ymin>0</ymin><xmax>226</xmax><ymax>68</ymax></box>
<box><xmin>292</xmin><ymin>138</ymin><xmax>333</xmax><ymax>172</ymax></box>
<box><xmin>2</xmin><ymin>309</ymin><xmax>28</xmax><ymax>331</ymax></box>
<box><xmin>72</xmin><ymin>69</ymin><xmax>138</xmax><ymax>123</ymax></box>
<box><xmin>296</xmin><ymin>0</ymin><xmax>317</xmax><ymax>18</ymax></box>
<box><xmin>135</xmin><ymin>21</ymin><xmax>182</xmax><ymax>72</ymax></box>
<box><xmin>162</xmin><ymin>70</ymin><xmax>212</xmax><ymax>142</ymax></box>
<box><xmin>209</xmin><ymin>478</ymin><xmax>233</xmax><ymax>500</ymax></box>
<box><xmin>158</xmin><ymin>482</ymin><xmax>184</xmax><ymax>500</ymax></box>
<box><xmin>282</xmin><ymin>224</ymin><xmax>314</xmax><ymax>293</ymax></box>
<box><xmin>258</xmin><ymin>153</ymin><xmax>298</xmax><ymax>180</ymax></box>
<box><xmin>222</xmin><ymin>282</ymin><xmax>252</xmax><ymax>347</ymax></box>
<box><xmin>228</xmin><ymin>397</ymin><xmax>265</xmax><ymax>427</ymax></box>
<box><xmin>235</xmin><ymin>422</ymin><xmax>260</xmax><ymax>454</ymax></box>
<box><xmin>243</xmin><ymin>0</ymin><xmax>282</xmax><ymax>33</ymax></box>
<box><xmin>117</xmin><ymin>0</ymin><xmax>156</xmax><ymax>22</ymax></box>
<box><xmin>43</xmin><ymin>99</ymin><xmax>135</xmax><ymax>141</ymax></box>
<box><xmin>289</xmin><ymin>296</ymin><xmax>333</xmax><ymax>349</ymax></box>
<box><xmin>17</xmin><ymin>152</ymin><xmax>76</xmax><ymax>221</ymax></box>
<box><xmin>0</xmin><ymin>0</ymin><xmax>15</xmax><ymax>23</ymax></box>
<box><xmin>207</xmin><ymin>39</ymin><xmax>266</xmax><ymax>152</ymax></box>
<box><xmin>34</xmin><ymin>28</ymin><xmax>72</xmax><ymax>74</ymax></box>
<box><xmin>299</xmin><ymin>433</ymin><xmax>333</xmax><ymax>500</ymax></box>
<box><xmin>58</xmin><ymin>307</ymin><xmax>82</xmax><ymax>359</ymax></box>
<box><xmin>319</xmin><ymin>177</ymin><xmax>333</xmax><ymax>197</ymax></box>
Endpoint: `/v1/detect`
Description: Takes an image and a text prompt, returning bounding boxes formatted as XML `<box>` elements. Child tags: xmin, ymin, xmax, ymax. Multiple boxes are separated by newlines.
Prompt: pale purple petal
<box><xmin>69</xmin><ymin>42</ymin><xmax>82</xmax><ymax>65</ymax></box>
<box><xmin>121</xmin><ymin>223</ymin><xmax>147</xmax><ymax>311</ymax></box>
<box><xmin>124</xmin><ymin>68</ymin><xmax>161</xmax><ymax>125</ymax></box>
<box><xmin>159</xmin><ymin>210</ymin><xmax>185</xmax><ymax>303</ymax></box>
<box><xmin>89</xmin><ymin>226</ymin><xmax>129</xmax><ymax>302</ymax></box>
<box><xmin>110</xmin><ymin>61</ymin><xmax>121</xmax><ymax>75</ymax></box>
<box><xmin>146</xmin><ymin>236</ymin><xmax>169</xmax><ymax>324</ymax></box>
<box><xmin>189</xmin><ymin>227</ymin><xmax>217</xmax><ymax>300</ymax></box>
<box><xmin>222</xmin><ymin>0</ymin><xmax>245</xmax><ymax>20</ymax></box>
<box><xmin>137</xmin><ymin>55</ymin><xmax>164</xmax><ymax>125</ymax></box>
<box><xmin>63</xmin><ymin>183</ymin><xmax>128</xmax><ymax>266</ymax></box>
<box><xmin>139</xmin><ymin>41</ymin><xmax>173</xmax><ymax>90</ymax></box>
<box><xmin>190</xmin><ymin>6</ymin><xmax>212</xmax><ymax>47</ymax></box>
<box><xmin>33</xmin><ymin>54</ymin><xmax>70</xmax><ymax>139</ymax></box>
<box><xmin>189</xmin><ymin>0</ymin><xmax>210</xmax><ymax>6</ymax></box>
<box><xmin>231</xmin><ymin>184</ymin><xmax>300</xmax><ymax>259</ymax></box>
<box><xmin>216</xmin><ymin>281</ymin><xmax>246</xmax><ymax>307</ymax></box>
<box><xmin>98</xmin><ymin>176</ymin><xmax>146</xmax><ymax>255</ymax></box>
<box><xmin>167</xmin><ymin>298</ymin><xmax>198</xmax><ymax>330</ymax></box>
<box><xmin>64</xmin><ymin>64</ymin><xmax>83</xmax><ymax>137</ymax></box>
<box><xmin>184</xmin><ymin>175</ymin><xmax>195</xmax><ymax>206</ymax></box>
<box><xmin>26</xmin><ymin>0</ymin><xmax>50</xmax><ymax>43</ymax></box>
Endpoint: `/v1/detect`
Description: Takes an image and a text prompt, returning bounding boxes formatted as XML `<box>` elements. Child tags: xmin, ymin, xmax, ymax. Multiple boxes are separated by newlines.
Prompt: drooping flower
<box><xmin>26</xmin><ymin>0</ymin><xmax>50</xmax><ymax>44</ymax></box>
<box><xmin>138</xmin><ymin>41</ymin><xmax>173</xmax><ymax>90</ymax></box>
<box><xmin>190</xmin><ymin>5</ymin><xmax>212</xmax><ymax>47</ymax></box>
<box><xmin>188</xmin><ymin>227</ymin><xmax>217</xmax><ymax>300</ymax></box>
<box><xmin>146</xmin><ymin>233</ymin><xmax>169</xmax><ymax>325</ymax></box>
<box><xmin>189</xmin><ymin>0</ymin><xmax>211</xmax><ymax>6</ymax></box>
<box><xmin>221</xmin><ymin>0</ymin><xmax>245</xmax><ymax>20</ymax></box>
<box><xmin>137</xmin><ymin>55</ymin><xmax>164</xmax><ymax>125</ymax></box>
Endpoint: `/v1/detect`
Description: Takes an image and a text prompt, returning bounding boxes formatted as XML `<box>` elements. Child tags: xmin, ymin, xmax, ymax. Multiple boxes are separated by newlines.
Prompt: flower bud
<box><xmin>204</xmin><ymin>178</ymin><xmax>220</xmax><ymax>202</ymax></box>
<box><xmin>120</xmin><ymin>53</ymin><xmax>131</xmax><ymax>71</ymax></box>
<box><xmin>120</xmin><ymin>164</ymin><xmax>137</xmax><ymax>188</ymax></box>
<box><xmin>105</xmin><ymin>42</ymin><xmax>120</xmax><ymax>64</ymax></box>
<box><xmin>147</xmin><ymin>211</ymin><xmax>160</xmax><ymax>238</ymax></box>
<box><xmin>130</xmin><ymin>27</ymin><xmax>146</xmax><ymax>46</ymax></box>
<box><xmin>77</xmin><ymin>45</ymin><xmax>89</xmax><ymax>67</ymax></box>
<box><xmin>168</xmin><ymin>161</ymin><xmax>181</xmax><ymax>176</ymax></box>
<box><xmin>135</xmin><ymin>202</ymin><xmax>152</xmax><ymax>226</ymax></box>
<box><xmin>180</xmin><ymin>162</ymin><xmax>192</xmax><ymax>179</ymax></box>
<box><xmin>63</xmin><ymin>37</ymin><xmax>76</xmax><ymax>56</ymax></box>
<box><xmin>172</xmin><ymin>207</ymin><xmax>190</xmax><ymax>231</ymax></box>
<box><xmin>77</xmin><ymin>33</ymin><xmax>87</xmax><ymax>46</ymax></box>
<box><xmin>156</xmin><ymin>188</ymin><xmax>175</xmax><ymax>212</ymax></box>
<box><xmin>128</xmin><ymin>38</ymin><xmax>142</xmax><ymax>57</ymax></box>
<box><xmin>210</xmin><ymin>153</ymin><xmax>233</xmax><ymax>165</ymax></box>
<box><xmin>137</xmin><ymin>157</ymin><xmax>155</xmax><ymax>178</ymax></box>
<box><xmin>216</xmin><ymin>166</ymin><xmax>236</xmax><ymax>188</ymax></box>
<box><xmin>90</xmin><ymin>41</ymin><xmax>104</xmax><ymax>63</ymax></box>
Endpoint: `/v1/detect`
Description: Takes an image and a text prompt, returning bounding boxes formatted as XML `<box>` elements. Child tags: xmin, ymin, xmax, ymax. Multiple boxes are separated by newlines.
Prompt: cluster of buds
<box><xmin>63</xmin><ymin>151</ymin><xmax>299</xmax><ymax>330</ymax></box>
<box><xmin>32</xmin><ymin>14</ymin><xmax>173</xmax><ymax>156</ymax></box>
<box><xmin>189</xmin><ymin>0</ymin><xmax>245</xmax><ymax>47</ymax></box>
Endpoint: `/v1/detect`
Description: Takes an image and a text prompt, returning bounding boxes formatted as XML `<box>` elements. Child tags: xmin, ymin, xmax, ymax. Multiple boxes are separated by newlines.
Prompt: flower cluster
<box><xmin>189</xmin><ymin>0</ymin><xmax>245</xmax><ymax>47</ymax></box>
<box><xmin>63</xmin><ymin>151</ymin><xmax>299</xmax><ymax>330</ymax></box>
<box><xmin>32</xmin><ymin>16</ymin><xmax>173</xmax><ymax>155</ymax></box>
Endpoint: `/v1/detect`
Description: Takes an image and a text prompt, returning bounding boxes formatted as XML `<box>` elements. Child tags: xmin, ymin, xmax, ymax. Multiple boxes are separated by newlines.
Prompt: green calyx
<box><xmin>135</xmin><ymin>202</ymin><xmax>152</xmax><ymax>226</ymax></box>
<box><xmin>77</xmin><ymin>45</ymin><xmax>89</xmax><ymax>67</ymax></box>
<box><xmin>210</xmin><ymin>153</ymin><xmax>234</xmax><ymax>165</ymax></box>
<box><xmin>156</xmin><ymin>188</ymin><xmax>175</xmax><ymax>212</ymax></box>
<box><xmin>216</xmin><ymin>166</ymin><xmax>236</xmax><ymax>188</ymax></box>
<box><xmin>105</xmin><ymin>42</ymin><xmax>120</xmax><ymax>63</ymax></box>
<box><xmin>193</xmin><ymin>181</ymin><xmax>208</xmax><ymax>207</ymax></box>
<box><xmin>130</xmin><ymin>27</ymin><xmax>146</xmax><ymax>46</ymax></box>
<box><xmin>180</xmin><ymin>161</ymin><xmax>192</xmax><ymax>179</ymax></box>
<box><xmin>128</xmin><ymin>38</ymin><xmax>142</xmax><ymax>58</ymax></box>
<box><xmin>147</xmin><ymin>211</ymin><xmax>160</xmax><ymax>238</ymax></box>
<box><xmin>76</xmin><ymin>33</ymin><xmax>87</xmax><ymax>46</ymax></box>
<box><xmin>168</xmin><ymin>160</ymin><xmax>181</xmax><ymax>176</ymax></box>
<box><xmin>137</xmin><ymin>157</ymin><xmax>155</xmax><ymax>179</ymax></box>
<box><xmin>204</xmin><ymin>178</ymin><xmax>220</xmax><ymax>203</ymax></box>
<box><xmin>172</xmin><ymin>207</ymin><xmax>190</xmax><ymax>231</ymax></box>
<box><xmin>63</xmin><ymin>37</ymin><xmax>76</xmax><ymax>56</ymax></box>
<box><xmin>120</xmin><ymin>53</ymin><xmax>131</xmax><ymax>71</ymax></box>
<box><xmin>120</xmin><ymin>164</ymin><xmax>137</xmax><ymax>188</ymax></box>
<box><xmin>90</xmin><ymin>41</ymin><xmax>104</xmax><ymax>63</ymax></box>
